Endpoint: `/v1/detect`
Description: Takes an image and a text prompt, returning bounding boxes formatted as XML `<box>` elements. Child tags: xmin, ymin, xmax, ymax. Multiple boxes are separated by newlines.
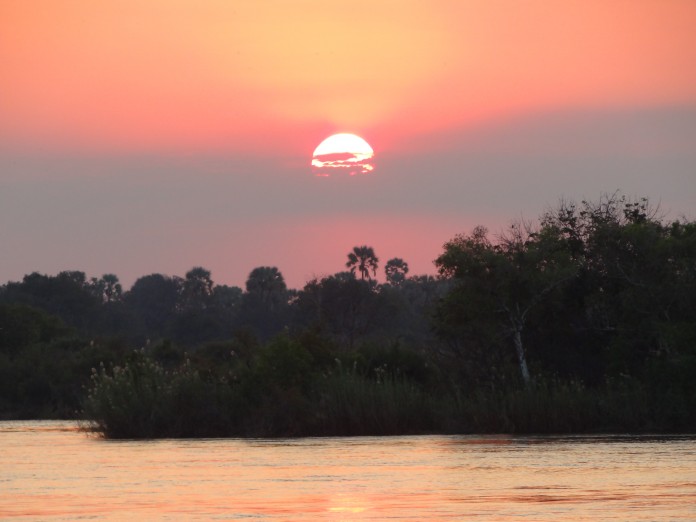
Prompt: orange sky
<box><xmin>1</xmin><ymin>1</ymin><xmax>695</xmax><ymax>288</ymax></box>
<box><xmin>2</xmin><ymin>1</ymin><xmax>695</xmax><ymax>155</ymax></box>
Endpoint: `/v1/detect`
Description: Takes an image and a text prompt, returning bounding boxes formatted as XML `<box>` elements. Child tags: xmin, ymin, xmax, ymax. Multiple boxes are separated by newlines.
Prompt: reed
<box><xmin>309</xmin><ymin>371</ymin><xmax>441</xmax><ymax>436</ymax></box>
<box><xmin>82</xmin><ymin>351</ymin><xmax>246</xmax><ymax>438</ymax></box>
<box><xmin>82</xmin><ymin>350</ymin><xmax>446</xmax><ymax>438</ymax></box>
<box><xmin>449</xmin><ymin>378</ymin><xmax>696</xmax><ymax>434</ymax></box>
<box><xmin>82</xmin><ymin>350</ymin><xmax>695</xmax><ymax>439</ymax></box>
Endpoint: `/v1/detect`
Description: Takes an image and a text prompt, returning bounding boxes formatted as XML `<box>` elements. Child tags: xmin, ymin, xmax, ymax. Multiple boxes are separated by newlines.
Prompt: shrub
<box><xmin>82</xmin><ymin>350</ymin><xmax>245</xmax><ymax>438</ymax></box>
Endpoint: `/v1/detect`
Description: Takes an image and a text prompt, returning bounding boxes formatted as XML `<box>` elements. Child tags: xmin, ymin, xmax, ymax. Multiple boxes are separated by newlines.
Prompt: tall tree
<box><xmin>384</xmin><ymin>258</ymin><xmax>409</xmax><ymax>286</ymax></box>
<box><xmin>346</xmin><ymin>246</ymin><xmax>379</xmax><ymax>281</ymax></box>
<box><xmin>245</xmin><ymin>267</ymin><xmax>287</xmax><ymax>309</ymax></box>
<box><xmin>436</xmin><ymin>223</ymin><xmax>578</xmax><ymax>385</ymax></box>
<box><xmin>0</xmin><ymin>271</ymin><xmax>101</xmax><ymax>332</ymax></box>
<box><xmin>125</xmin><ymin>274</ymin><xmax>182</xmax><ymax>340</ymax></box>
<box><xmin>183</xmin><ymin>267</ymin><xmax>214</xmax><ymax>310</ymax></box>
<box><xmin>295</xmin><ymin>272</ymin><xmax>383</xmax><ymax>349</ymax></box>
<box><xmin>540</xmin><ymin>194</ymin><xmax>696</xmax><ymax>376</ymax></box>
<box><xmin>89</xmin><ymin>274</ymin><xmax>123</xmax><ymax>303</ymax></box>
<box><xmin>241</xmin><ymin>267</ymin><xmax>289</xmax><ymax>340</ymax></box>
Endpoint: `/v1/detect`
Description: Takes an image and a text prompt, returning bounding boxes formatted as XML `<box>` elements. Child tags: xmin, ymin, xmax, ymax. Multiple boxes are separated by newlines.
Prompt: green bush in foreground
<box><xmin>311</xmin><ymin>371</ymin><xmax>440</xmax><ymax>436</ymax></box>
<box><xmin>82</xmin><ymin>344</ymin><xmax>696</xmax><ymax>439</ymax></box>
<box><xmin>81</xmin><ymin>346</ymin><xmax>445</xmax><ymax>438</ymax></box>
<box><xmin>82</xmin><ymin>351</ymin><xmax>246</xmax><ymax>438</ymax></box>
<box><xmin>449</xmin><ymin>378</ymin><xmax>696</xmax><ymax>434</ymax></box>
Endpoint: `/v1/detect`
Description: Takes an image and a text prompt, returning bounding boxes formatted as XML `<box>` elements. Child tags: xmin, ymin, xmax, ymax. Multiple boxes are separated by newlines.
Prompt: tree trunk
<box><xmin>513</xmin><ymin>327</ymin><xmax>531</xmax><ymax>385</ymax></box>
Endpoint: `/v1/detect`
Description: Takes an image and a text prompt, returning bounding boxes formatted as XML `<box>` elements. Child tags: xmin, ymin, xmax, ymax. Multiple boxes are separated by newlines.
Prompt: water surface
<box><xmin>1</xmin><ymin>421</ymin><xmax>695</xmax><ymax>520</ymax></box>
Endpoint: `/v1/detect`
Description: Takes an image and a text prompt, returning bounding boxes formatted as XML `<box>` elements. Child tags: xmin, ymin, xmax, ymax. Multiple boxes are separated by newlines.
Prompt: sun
<box><xmin>312</xmin><ymin>133</ymin><xmax>375</xmax><ymax>177</ymax></box>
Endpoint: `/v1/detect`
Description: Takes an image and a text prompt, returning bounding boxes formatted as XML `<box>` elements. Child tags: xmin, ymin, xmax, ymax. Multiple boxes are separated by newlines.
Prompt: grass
<box><xmin>82</xmin><ymin>351</ymin><xmax>696</xmax><ymax>439</ymax></box>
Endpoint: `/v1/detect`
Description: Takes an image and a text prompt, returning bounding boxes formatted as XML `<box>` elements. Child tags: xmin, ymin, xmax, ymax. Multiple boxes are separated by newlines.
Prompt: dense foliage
<box><xmin>1</xmin><ymin>193</ymin><xmax>694</xmax><ymax>436</ymax></box>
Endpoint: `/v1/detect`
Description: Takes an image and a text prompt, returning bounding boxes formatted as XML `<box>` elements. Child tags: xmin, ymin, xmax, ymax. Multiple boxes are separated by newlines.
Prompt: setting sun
<box><xmin>2</xmin><ymin>1</ymin><xmax>696</xmax><ymax>519</ymax></box>
<box><xmin>312</xmin><ymin>133</ymin><xmax>374</xmax><ymax>177</ymax></box>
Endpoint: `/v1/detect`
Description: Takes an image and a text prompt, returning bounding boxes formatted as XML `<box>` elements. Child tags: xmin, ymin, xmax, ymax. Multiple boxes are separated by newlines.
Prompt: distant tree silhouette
<box><xmin>241</xmin><ymin>267</ymin><xmax>289</xmax><ymax>340</ymax></box>
<box><xmin>90</xmin><ymin>274</ymin><xmax>122</xmax><ymax>303</ymax></box>
<box><xmin>296</xmin><ymin>272</ymin><xmax>382</xmax><ymax>349</ymax></box>
<box><xmin>245</xmin><ymin>266</ymin><xmax>287</xmax><ymax>308</ymax></box>
<box><xmin>346</xmin><ymin>246</ymin><xmax>379</xmax><ymax>280</ymax></box>
<box><xmin>183</xmin><ymin>267</ymin><xmax>214</xmax><ymax>310</ymax></box>
<box><xmin>384</xmin><ymin>258</ymin><xmax>409</xmax><ymax>286</ymax></box>
<box><xmin>0</xmin><ymin>271</ymin><xmax>101</xmax><ymax>332</ymax></box>
<box><xmin>212</xmin><ymin>285</ymin><xmax>243</xmax><ymax>313</ymax></box>
<box><xmin>125</xmin><ymin>274</ymin><xmax>182</xmax><ymax>339</ymax></box>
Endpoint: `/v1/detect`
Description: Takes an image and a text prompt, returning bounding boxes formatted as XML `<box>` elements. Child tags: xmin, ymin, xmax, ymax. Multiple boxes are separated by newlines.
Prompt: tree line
<box><xmin>1</xmin><ymin>193</ymin><xmax>694</xmax><ymax>435</ymax></box>
<box><xmin>0</xmin><ymin>249</ymin><xmax>443</xmax><ymax>350</ymax></box>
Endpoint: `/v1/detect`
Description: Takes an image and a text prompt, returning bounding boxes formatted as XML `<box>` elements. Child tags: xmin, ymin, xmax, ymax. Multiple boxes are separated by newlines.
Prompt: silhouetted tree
<box><xmin>346</xmin><ymin>246</ymin><xmax>379</xmax><ymax>280</ymax></box>
<box><xmin>436</xmin><ymin>222</ymin><xmax>578</xmax><ymax>385</ymax></box>
<box><xmin>384</xmin><ymin>258</ymin><xmax>409</xmax><ymax>286</ymax></box>
<box><xmin>125</xmin><ymin>274</ymin><xmax>182</xmax><ymax>340</ymax></box>
<box><xmin>245</xmin><ymin>267</ymin><xmax>287</xmax><ymax>309</ymax></box>
<box><xmin>538</xmin><ymin>193</ymin><xmax>696</xmax><ymax>378</ymax></box>
<box><xmin>0</xmin><ymin>271</ymin><xmax>101</xmax><ymax>332</ymax></box>
<box><xmin>212</xmin><ymin>285</ymin><xmax>243</xmax><ymax>314</ymax></box>
<box><xmin>295</xmin><ymin>272</ymin><xmax>389</xmax><ymax>349</ymax></box>
<box><xmin>89</xmin><ymin>274</ymin><xmax>123</xmax><ymax>303</ymax></box>
<box><xmin>183</xmin><ymin>267</ymin><xmax>214</xmax><ymax>310</ymax></box>
<box><xmin>240</xmin><ymin>267</ymin><xmax>289</xmax><ymax>340</ymax></box>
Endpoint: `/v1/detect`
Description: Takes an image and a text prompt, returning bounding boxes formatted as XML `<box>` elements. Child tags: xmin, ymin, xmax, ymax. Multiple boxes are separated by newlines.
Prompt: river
<box><xmin>1</xmin><ymin>421</ymin><xmax>695</xmax><ymax>520</ymax></box>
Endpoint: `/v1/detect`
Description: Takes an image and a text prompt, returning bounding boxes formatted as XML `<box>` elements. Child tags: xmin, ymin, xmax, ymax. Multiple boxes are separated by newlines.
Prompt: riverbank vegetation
<box><xmin>2</xmin><ymin>193</ymin><xmax>695</xmax><ymax>437</ymax></box>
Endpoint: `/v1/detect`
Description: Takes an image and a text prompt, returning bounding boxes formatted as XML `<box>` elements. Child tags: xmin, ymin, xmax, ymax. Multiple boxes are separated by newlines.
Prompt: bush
<box><xmin>311</xmin><ymin>369</ymin><xmax>441</xmax><ymax>436</ymax></box>
<box><xmin>81</xmin><ymin>339</ymin><xmax>696</xmax><ymax>439</ymax></box>
<box><xmin>82</xmin><ymin>350</ymin><xmax>245</xmax><ymax>438</ymax></box>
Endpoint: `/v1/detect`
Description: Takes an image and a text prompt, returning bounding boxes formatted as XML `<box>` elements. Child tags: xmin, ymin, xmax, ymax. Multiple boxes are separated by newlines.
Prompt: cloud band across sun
<box><xmin>312</xmin><ymin>133</ymin><xmax>374</xmax><ymax>176</ymax></box>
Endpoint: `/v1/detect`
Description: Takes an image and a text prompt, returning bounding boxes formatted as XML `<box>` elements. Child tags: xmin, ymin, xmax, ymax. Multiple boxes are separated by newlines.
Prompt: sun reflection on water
<box><xmin>327</xmin><ymin>494</ymin><xmax>369</xmax><ymax>515</ymax></box>
<box><xmin>3</xmin><ymin>422</ymin><xmax>696</xmax><ymax>521</ymax></box>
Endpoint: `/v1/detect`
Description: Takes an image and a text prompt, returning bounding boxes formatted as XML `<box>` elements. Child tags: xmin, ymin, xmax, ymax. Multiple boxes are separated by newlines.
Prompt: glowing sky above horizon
<box><xmin>1</xmin><ymin>1</ymin><xmax>695</xmax><ymax>289</ymax></box>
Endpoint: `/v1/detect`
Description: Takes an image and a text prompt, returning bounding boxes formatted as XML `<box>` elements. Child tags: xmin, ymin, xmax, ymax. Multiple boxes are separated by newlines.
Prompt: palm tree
<box><xmin>346</xmin><ymin>246</ymin><xmax>379</xmax><ymax>280</ymax></box>
<box><xmin>384</xmin><ymin>258</ymin><xmax>409</xmax><ymax>286</ymax></box>
<box><xmin>245</xmin><ymin>266</ymin><xmax>287</xmax><ymax>307</ymax></box>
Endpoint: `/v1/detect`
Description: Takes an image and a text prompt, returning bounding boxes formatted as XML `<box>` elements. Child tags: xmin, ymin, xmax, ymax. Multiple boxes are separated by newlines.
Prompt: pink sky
<box><xmin>1</xmin><ymin>1</ymin><xmax>695</xmax><ymax>289</ymax></box>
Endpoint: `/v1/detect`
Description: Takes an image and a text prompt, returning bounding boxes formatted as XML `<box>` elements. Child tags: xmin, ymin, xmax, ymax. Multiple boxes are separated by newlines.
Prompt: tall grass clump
<box><xmin>453</xmin><ymin>380</ymin><xmax>604</xmax><ymax>433</ymax></box>
<box><xmin>449</xmin><ymin>377</ymin><xmax>696</xmax><ymax>434</ymax></box>
<box><xmin>81</xmin><ymin>350</ymin><xmax>245</xmax><ymax>438</ymax></box>
<box><xmin>82</xmin><ymin>336</ymin><xmax>695</xmax><ymax>438</ymax></box>
<box><xmin>312</xmin><ymin>368</ymin><xmax>442</xmax><ymax>436</ymax></box>
<box><xmin>82</xmin><ymin>340</ymin><xmax>450</xmax><ymax>438</ymax></box>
